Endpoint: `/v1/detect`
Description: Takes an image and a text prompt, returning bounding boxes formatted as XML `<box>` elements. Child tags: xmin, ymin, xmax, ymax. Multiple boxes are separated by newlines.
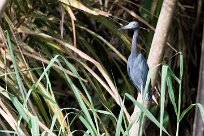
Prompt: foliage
<box><xmin>0</xmin><ymin>0</ymin><xmax>203</xmax><ymax>136</ymax></box>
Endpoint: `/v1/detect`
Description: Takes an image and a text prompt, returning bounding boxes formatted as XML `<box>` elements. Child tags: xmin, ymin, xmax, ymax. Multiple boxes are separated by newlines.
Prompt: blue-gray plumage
<box><xmin>119</xmin><ymin>21</ymin><xmax>152</xmax><ymax>101</ymax></box>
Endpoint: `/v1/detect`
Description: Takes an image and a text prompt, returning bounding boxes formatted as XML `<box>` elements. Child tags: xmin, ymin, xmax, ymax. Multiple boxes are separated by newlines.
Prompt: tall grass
<box><xmin>2</xmin><ymin>35</ymin><xmax>204</xmax><ymax>135</ymax></box>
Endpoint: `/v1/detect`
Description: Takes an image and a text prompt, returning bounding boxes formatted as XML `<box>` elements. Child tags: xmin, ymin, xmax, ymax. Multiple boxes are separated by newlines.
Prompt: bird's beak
<box><xmin>118</xmin><ymin>24</ymin><xmax>139</xmax><ymax>30</ymax></box>
<box><xmin>118</xmin><ymin>25</ymin><xmax>131</xmax><ymax>30</ymax></box>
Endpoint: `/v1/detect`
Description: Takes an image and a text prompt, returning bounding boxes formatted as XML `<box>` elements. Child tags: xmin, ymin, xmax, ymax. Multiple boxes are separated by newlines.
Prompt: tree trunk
<box><xmin>193</xmin><ymin>17</ymin><xmax>204</xmax><ymax>136</ymax></box>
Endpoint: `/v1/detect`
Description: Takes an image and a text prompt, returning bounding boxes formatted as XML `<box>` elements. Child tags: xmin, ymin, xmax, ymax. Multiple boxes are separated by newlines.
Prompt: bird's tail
<box><xmin>143</xmin><ymin>85</ymin><xmax>158</xmax><ymax>104</ymax></box>
<box><xmin>142</xmin><ymin>84</ymin><xmax>152</xmax><ymax>102</ymax></box>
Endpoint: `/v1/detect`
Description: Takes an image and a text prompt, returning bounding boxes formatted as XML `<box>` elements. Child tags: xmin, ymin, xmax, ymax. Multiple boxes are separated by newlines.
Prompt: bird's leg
<box><xmin>139</xmin><ymin>85</ymin><xmax>143</xmax><ymax>101</ymax></box>
<box><xmin>129</xmin><ymin>85</ymin><xmax>144</xmax><ymax>136</ymax></box>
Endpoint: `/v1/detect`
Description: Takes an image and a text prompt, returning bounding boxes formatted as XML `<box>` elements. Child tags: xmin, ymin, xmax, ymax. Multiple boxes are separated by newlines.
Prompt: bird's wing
<box><xmin>137</xmin><ymin>54</ymin><xmax>149</xmax><ymax>89</ymax></box>
<box><xmin>138</xmin><ymin>54</ymin><xmax>149</xmax><ymax>76</ymax></box>
<box><xmin>127</xmin><ymin>56</ymin><xmax>141</xmax><ymax>92</ymax></box>
<box><xmin>137</xmin><ymin>54</ymin><xmax>152</xmax><ymax>100</ymax></box>
<box><xmin>127</xmin><ymin>61</ymin><xmax>131</xmax><ymax>79</ymax></box>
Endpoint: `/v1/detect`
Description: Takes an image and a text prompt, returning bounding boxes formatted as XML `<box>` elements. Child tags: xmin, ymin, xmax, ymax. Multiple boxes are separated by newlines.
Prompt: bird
<box><xmin>119</xmin><ymin>21</ymin><xmax>152</xmax><ymax>101</ymax></box>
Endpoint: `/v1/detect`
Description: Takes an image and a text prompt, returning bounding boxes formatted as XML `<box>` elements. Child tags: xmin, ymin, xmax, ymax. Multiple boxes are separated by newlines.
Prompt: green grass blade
<box><xmin>62</xmin><ymin>57</ymin><xmax>100</xmax><ymax>135</ymax></box>
<box><xmin>6</xmin><ymin>31</ymin><xmax>26</xmax><ymax>101</ymax></box>
<box><xmin>179</xmin><ymin>104</ymin><xmax>195</xmax><ymax>122</ymax></box>
<box><xmin>0</xmin><ymin>130</ymin><xmax>24</xmax><ymax>136</ymax></box>
<box><xmin>176</xmin><ymin>53</ymin><xmax>184</xmax><ymax>136</ymax></box>
<box><xmin>197</xmin><ymin>104</ymin><xmax>204</xmax><ymax>123</ymax></box>
<box><xmin>30</xmin><ymin>115</ymin><xmax>39</xmax><ymax>136</ymax></box>
<box><xmin>9</xmin><ymin>94</ymin><xmax>29</xmax><ymax>123</ymax></box>
<box><xmin>116</xmin><ymin>104</ymin><xmax>125</xmax><ymax>136</ymax></box>
<box><xmin>55</xmin><ymin>57</ymin><xmax>98</xmax><ymax>135</ymax></box>
<box><xmin>126</xmin><ymin>94</ymin><xmax>170</xmax><ymax>136</ymax></box>
<box><xmin>115</xmin><ymin>109</ymin><xmax>123</xmax><ymax>136</ymax></box>
<box><xmin>160</xmin><ymin>65</ymin><xmax>168</xmax><ymax>136</ymax></box>
<box><xmin>167</xmin><ymin>75</ymin><xmax>177</xmax><ymax>115</ymax></box>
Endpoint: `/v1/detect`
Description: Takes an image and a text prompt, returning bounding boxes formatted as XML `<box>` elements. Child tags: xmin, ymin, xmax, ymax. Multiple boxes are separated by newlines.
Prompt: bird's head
<box><xmin>119</xmin><ymin>21</ymin><xmax>140</xmax><ymax>30</ymax></box>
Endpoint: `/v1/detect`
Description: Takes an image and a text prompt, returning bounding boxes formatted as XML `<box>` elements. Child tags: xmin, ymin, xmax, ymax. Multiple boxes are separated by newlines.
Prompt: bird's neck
<box><xmin>131</xmin><ymin>30</ymin><xmax>139</xmax><ymax>56</ymax></box>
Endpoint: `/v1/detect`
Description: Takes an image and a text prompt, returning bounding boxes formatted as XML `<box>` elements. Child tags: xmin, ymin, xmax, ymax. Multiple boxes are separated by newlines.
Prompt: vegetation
<box><xmin>0</xmin><ymin>0</ymin><xmax>203</xmax><ymax>136</ymax></box>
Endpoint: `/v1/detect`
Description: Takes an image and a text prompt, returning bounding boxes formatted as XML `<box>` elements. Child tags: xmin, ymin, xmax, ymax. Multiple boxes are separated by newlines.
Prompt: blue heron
<box><xmin>120</xmin><ymin>21</ymin><xmax>152</xmax><ymax>101</ymax></box>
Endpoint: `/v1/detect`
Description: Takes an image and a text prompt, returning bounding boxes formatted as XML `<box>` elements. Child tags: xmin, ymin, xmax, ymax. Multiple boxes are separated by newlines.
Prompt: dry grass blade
<box><xmin>64</xmin><ymin>5</ymin><xmax>77</xmax><ymax>48</ymax></box>
<box><xmin>59</xmin><ymin>0</ymin><xmax>111</xmax><ymax>17</ymax></box>
<box><xmin>0</xmin><ymin>46</ymin><xmax>87</xmax><ymax>82</ymax></box>
<box><xmin>0</xmin><ymin>99</ymin><xmax>25</xmax><ymax>135</ymax></box>
<box><xmin>78</xmin><ymin>60</ymin><xmax>117</xmax><ymax>102</ymax></box>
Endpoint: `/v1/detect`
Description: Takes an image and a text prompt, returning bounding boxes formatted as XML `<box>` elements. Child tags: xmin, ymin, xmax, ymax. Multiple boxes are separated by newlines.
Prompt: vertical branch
<box><xmin>193</xmin><ymin>17</ymin><xmax>204</xmax><ymax>136</ymax></box>
<box><xmin>147</xmin><ymin>0</ymin><xmax>177</xmax><ymax>87</ymax></box>
<box><xmin>0</xmin><ymin>0</ymin><xmax>8</xmax><ymax>18</ymax></box>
